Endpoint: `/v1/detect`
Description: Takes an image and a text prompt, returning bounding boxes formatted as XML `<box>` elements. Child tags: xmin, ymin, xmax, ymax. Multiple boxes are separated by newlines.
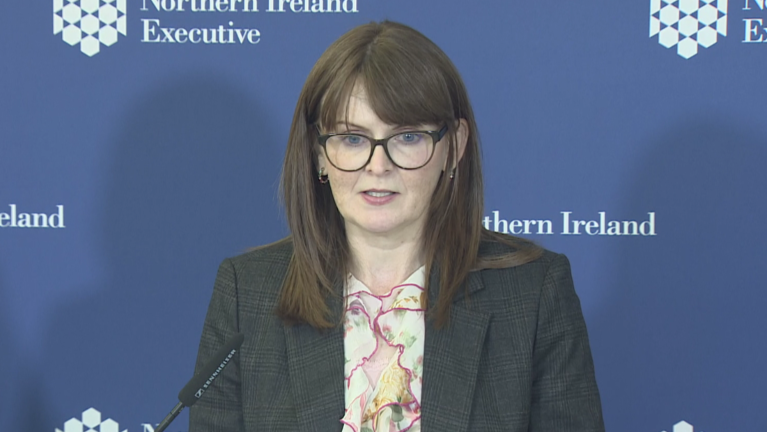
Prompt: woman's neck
<box><xmin>346</xmin><ymin>228</ymin><xmax>424</xmax><ymax>296</ymax></box>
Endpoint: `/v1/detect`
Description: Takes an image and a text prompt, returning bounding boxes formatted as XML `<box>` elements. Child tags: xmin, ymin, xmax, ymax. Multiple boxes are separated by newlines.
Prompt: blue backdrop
<box><xmin>2</xmin><ymin>1</ymin><xmax>766</xmax><ymax>431</ymax></box>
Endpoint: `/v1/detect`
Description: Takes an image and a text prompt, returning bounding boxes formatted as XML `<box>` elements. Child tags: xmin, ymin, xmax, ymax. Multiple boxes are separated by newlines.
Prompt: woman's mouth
<box><xmin>364</xmin><ymin>191</ymin><xmax>394</xmax><ymax>197</ymax></box>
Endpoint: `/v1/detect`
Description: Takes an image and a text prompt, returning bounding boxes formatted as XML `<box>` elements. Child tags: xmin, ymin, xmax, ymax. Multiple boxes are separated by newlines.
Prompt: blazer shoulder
<box><xmin>227</xmin><ymin>236</ymin><xmax>294</xmax><ymax>269</ymax></box>
<box><xmin>477</xmin><ymin>236</ymin><xmax>570</xmax><ymax>293</ymax></box>
<box><xmin>220</xmin><ymin>236</ymin><xmax>294</xmax><ymax>303</ymax></box>
<box><xmin>478</xmin><ymin>234</ymin><xmax>564</xmax><ymax>267</ymax></box>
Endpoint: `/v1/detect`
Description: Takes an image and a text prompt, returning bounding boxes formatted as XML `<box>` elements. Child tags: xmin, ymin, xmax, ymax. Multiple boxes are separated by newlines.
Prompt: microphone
<box><xmin>153</xmin><ymin>333</ymin><xmax>245</xmax><ymax>432</ymax></box>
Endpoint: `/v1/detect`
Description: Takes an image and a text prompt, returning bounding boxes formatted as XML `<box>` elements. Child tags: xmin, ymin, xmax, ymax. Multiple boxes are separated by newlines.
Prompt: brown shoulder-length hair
<box><xmin>278</xmin><ymin>20</ymin><xmax>542</xmax><ymax>329</ymax></box>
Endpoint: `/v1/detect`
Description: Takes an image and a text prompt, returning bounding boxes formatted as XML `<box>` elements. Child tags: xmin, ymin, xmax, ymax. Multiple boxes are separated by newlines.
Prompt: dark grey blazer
<box><xmin>189</xmin><ymin>239</ymin><xmax>604</xmax><ymax>431</ymax></box>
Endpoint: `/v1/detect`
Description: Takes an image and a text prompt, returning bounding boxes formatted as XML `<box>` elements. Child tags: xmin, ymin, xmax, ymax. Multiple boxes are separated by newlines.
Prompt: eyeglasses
<box><xmin>317</xmin><ymin>125</ymin><xmax>448</xmax><ymax>172</ymax></box>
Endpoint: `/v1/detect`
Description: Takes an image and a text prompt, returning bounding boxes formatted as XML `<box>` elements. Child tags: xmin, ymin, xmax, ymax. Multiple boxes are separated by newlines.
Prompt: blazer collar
<box><xmin>284</xmin><ymin>267</ymin><xmax>490</xmax><ymax>432</ymax></box>
<box><xmin>427</xmin><ymin>264</ymin><xmax>485</xmax><ymax>306</ymax></box>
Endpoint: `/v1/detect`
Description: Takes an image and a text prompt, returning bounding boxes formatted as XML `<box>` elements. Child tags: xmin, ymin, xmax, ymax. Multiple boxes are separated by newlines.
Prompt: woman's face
<box><xmin>317</xmin><ymin>85</ymin><xmax>467</xmax><ymax>243</ymax></box>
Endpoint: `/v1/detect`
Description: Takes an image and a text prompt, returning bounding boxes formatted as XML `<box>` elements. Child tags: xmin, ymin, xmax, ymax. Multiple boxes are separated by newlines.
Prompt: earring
<box><xmin>318</xmin><ymin>167</ymin><xmax>329</xmax><ymax>184</ymax></box>
<box><xmin>449</xmin><ymin>168</ymin><xmax>456</xmax><ymax>180</ymax></box>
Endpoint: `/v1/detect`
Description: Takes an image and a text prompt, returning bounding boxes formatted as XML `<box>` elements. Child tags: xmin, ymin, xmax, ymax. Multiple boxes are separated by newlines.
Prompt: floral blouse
<box><xmin>341</xmin><ymin>267</ymin><xmax>426</xmax><ymax>432</ymax></box>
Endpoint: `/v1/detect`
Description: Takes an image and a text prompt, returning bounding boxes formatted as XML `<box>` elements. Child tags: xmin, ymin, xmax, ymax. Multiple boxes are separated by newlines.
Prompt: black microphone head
<box><xmin>178</xmin><ymin>332</ymin><xmax>244</xmax><ymax>407</ymax></box>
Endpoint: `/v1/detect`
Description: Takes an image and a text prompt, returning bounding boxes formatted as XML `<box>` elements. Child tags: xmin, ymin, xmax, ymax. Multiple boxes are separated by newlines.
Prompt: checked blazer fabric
<box><xmin>188</xmin><ymin>239</ymin><xmax>605</xmax><ymax>432</ymax></box>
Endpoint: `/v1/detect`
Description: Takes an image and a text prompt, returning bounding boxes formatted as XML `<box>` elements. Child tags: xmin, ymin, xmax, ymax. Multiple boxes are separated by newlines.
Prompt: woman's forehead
<box><xmin>321</xmin><ymin>82</ymin><xmax>443</xmax><ymax>131</ymax></box>
<box><xmin>327</xmin><ymin>102</ymin><xmax>438</xmax><ymax>132</ymax></box>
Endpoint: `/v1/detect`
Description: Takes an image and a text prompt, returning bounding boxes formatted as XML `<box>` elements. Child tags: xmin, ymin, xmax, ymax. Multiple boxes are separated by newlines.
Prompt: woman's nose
<box><xmin>365</xmin><ymin>143</ymin><xmax>393</xmax><ymax>173</ymax></box>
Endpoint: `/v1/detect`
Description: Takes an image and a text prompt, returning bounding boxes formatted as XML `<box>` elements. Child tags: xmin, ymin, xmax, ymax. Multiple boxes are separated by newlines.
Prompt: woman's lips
<box><xmin>365</xmin><ymin>190</ymin><xmax>393</xmax><ymax>197</ymax></box>
<box><xmin>361</xmin><ymin>190</ymin><xmax>397</xmax><ymax>205</ymax></box>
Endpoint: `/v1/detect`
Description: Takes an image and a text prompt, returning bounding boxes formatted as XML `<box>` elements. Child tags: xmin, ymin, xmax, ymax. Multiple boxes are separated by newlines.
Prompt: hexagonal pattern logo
<box><xmin>53</xmin><ymin>0</ymin><xmax>127</xmax><ymax>57</ymax></box>
<box><xmin>661</xmin><ymin>420</ymin><xmax>697</xmax><ymax>432</ymax></box>
<box><xmin>650</xmin><ymin>0</ymin><xmax>727</xmax><ymax>59</ymax></box>
<box><xmin>55</xmin><ymin>407</ymin><xmax>127</xmax><ymax>432</ymax></box>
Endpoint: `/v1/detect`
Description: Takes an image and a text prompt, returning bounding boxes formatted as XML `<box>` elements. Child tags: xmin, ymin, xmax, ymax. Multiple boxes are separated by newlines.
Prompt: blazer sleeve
<box><xmin>189</xmin><ymin>258</ymin><xmax>246</xmax><ymax>432</ymax></box>
<box><xmin>529</xmin><ymin>253</ymin><xmax>605</xmax><ymax>432</ymax></box>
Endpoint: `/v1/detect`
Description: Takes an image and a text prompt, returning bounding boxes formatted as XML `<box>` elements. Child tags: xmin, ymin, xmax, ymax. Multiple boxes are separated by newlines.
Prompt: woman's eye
<box><xmin>397</xmin><ymin>133</ymin><xmax>423</xmax><ymax>143</ymax></box>
<box><xmin>343</xmin><ymin>135</ymin><xmax>364</xmax><ymax>145</ymax></box>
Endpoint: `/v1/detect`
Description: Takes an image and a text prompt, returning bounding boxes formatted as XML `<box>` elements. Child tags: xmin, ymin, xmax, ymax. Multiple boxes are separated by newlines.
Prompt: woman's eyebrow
<box><xmin>332</xmin><ymin>122</ymin><xmax>422</xmax><ymax>133</ymax></box>
<box><xmin>332</xmin><ymin>122</ymin><xmax>369</xmax><ymax>132</ymax></box>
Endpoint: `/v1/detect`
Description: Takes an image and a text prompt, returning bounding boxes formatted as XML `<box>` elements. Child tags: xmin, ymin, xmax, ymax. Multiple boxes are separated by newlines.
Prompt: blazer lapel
<box><xmin>284</xmin><ymin>284</ymin><xmax>346</xmax><ymax>432</ymax></box>
<box><xmin>421</xmin><ymin>269</ymin><xmax>491</xmax><ymax>432</ymax></box>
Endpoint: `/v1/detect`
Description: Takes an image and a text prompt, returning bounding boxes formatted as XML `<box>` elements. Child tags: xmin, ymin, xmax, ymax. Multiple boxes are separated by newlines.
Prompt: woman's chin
<box><xmin>347</xmin><ymin>219</ymin><xmax>417</xmax><ymax>238</ymax></box>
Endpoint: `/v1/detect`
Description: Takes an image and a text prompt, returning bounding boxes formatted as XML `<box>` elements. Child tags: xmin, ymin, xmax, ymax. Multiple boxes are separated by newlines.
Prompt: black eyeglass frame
<box><xmin>316</xmin><ymin>124</ymin><xmax>449</xmax><ymax>172</ymax></box>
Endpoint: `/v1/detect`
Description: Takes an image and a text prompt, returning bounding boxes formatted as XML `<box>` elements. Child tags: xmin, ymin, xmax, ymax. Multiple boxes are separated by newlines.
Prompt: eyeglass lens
<box><xmin>324</xmin><ymin>132</ymin><xmax>434</xmax><ymax>170</ymax></box>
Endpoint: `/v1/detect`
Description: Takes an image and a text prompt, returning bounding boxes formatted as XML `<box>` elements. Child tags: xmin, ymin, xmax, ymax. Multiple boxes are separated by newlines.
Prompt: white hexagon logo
<box><xmin>673</xmin><ymin>420</ymin><xmax>694</xmax><ymax>432</ymax></box>
<box><xmin>661</xmin><ymin>420</ymin><xmax>697</xmax><ymax>432</ymax></box>
<box><xmin>55</xmin><ymin>408</ymin><xmax>128</xmax><ymax>432</ymax></box>
<box><xmin>677</xmin><ymin>37</ymin><xmax>699</xmax><ymax>58</ymax></box>
<box><xmin>649</xmin><ymin>0</ymin><xmax>727</xmax><ymax>58</ymax></box>
<box><xmin>100</xmin><ymin>419</ymin><xmax>120</xmax><ymax>432</ymax></box>
<box><xmin>53</xmin><ymin>0</ymin><xmax>126</xmax><ymax>57</ymax></box>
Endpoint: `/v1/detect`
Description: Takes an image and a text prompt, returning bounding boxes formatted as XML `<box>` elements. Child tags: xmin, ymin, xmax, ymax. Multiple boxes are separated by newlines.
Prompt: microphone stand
<box><xmin>154</xmin><ymin>401</ymin><xmax>185</xmax><ymax>432</ymax></box>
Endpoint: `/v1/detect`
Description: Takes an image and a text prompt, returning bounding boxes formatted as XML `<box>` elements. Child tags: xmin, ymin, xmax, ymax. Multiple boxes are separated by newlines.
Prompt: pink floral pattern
<box><xmin>341</xmin><ymin>268</ymin><xmax>425</xmax><ymax>432</ymax></box>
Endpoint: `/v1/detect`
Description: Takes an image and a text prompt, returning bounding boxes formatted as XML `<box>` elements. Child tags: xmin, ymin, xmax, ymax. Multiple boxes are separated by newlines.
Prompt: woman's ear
<box><xmin>315</xmin><ymin>146</ymin><xmax>327</xmax><ymax>173</ymax></box>
<box><xmin>455</xmin><ymin>118</ymin><xmax>469</xmax><ymax>164</ymax></box>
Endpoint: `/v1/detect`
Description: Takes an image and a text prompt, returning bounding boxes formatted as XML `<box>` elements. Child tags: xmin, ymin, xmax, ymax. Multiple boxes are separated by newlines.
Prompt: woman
<box><xmin>189</xmin><ymin>20</ymin><xmax>604</xmax><ymax>432</ymax></box>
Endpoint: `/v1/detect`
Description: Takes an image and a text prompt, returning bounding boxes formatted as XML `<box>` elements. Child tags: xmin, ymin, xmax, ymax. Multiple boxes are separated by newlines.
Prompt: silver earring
<box><xmin>318</xmin><ymin>167</ymin><xmax>329</xmax><ymax>184</ymax></box>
